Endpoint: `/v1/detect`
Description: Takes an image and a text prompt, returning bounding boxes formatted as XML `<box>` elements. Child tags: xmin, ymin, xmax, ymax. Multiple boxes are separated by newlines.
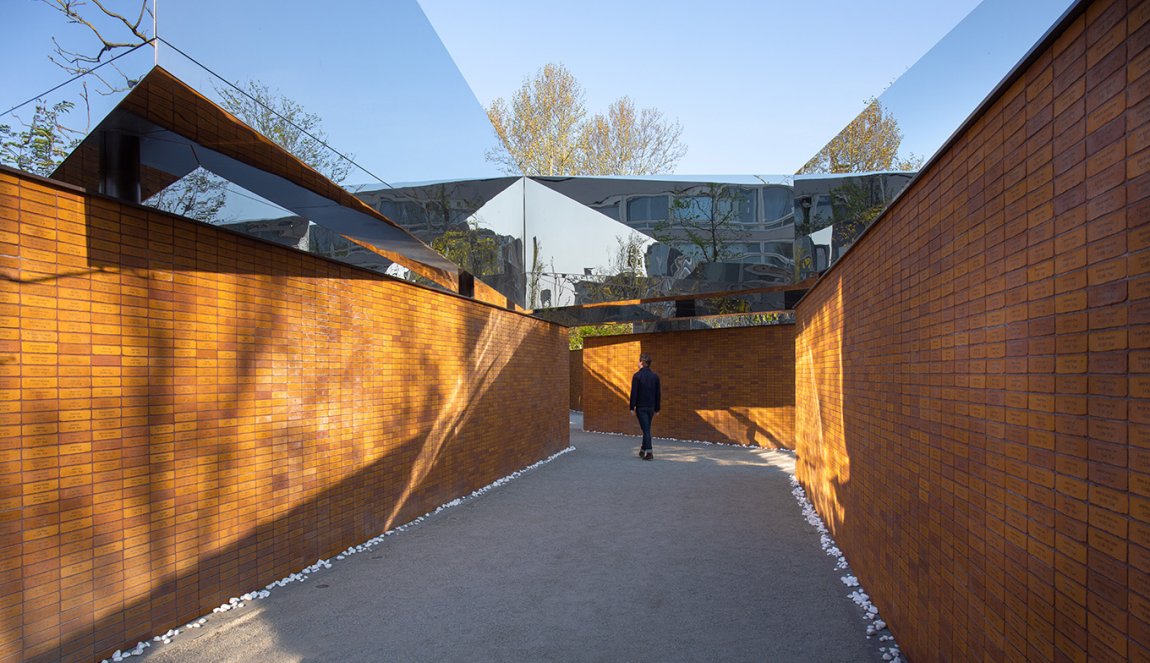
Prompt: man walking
<box><xmin>629</xmin><ymin>353</ymin><xmax>661</xmax><ymax>460</ymax></box>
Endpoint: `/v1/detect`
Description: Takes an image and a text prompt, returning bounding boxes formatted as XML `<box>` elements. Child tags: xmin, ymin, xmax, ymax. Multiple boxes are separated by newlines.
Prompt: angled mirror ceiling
<box><xmin>1</xmin><ymin>0</ymin><xmax>1084</xmax><ymax>325</ymax></box>
<box><xmin>49</xmin><ymin>67</ymin><xmax>465</xmax><ymax>293</ymax></box>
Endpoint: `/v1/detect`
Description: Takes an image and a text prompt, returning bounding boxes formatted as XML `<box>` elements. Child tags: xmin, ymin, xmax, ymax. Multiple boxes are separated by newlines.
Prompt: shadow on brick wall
<box><xmin>790</xmin><ymin>2</ymin><xmax>1146</xmax><ymax>658</ymax></box>
<box><xmin>8</xmin><ymin>187</ymin><xmax>568</xmax><ymax>661</ymax></box>
<box><xmin>581</xmin><ymin>328</ymin><xmax>795</xmax><ymax>448</ymax></box>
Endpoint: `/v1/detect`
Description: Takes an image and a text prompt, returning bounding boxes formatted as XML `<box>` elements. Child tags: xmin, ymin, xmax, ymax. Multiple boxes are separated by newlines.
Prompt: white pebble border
<box><xmin>789</xmin><ymin>475</ymin><xmax>904</xmax><ymax>662</ymax></box>
<box><xmin>99</xmin><ymin>445</ymin><xmax>576</xmax><ymax>663</ymax></box>
<box><xmin>587</xmin><ymin>427</ymin><xmax>905</xmax><ymax>661</ymax></box>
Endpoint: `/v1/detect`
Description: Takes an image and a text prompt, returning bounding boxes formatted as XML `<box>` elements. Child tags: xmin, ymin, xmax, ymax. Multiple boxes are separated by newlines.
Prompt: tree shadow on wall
<box><xmin>797</xmin><ymin>217</ymin><xmax>966</xmax><ymax>657</ymax></box>
<box><xmin>16</xmin><ymin>199</ymin><xmax>567</xmax><ymax>662</ymax></box>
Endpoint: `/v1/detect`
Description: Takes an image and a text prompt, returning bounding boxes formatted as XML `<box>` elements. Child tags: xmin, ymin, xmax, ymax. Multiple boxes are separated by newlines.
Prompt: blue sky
<box><xmin>1</xmin><ymin>0</ymin><xmax>1075</xmax><ymax>184</ymax></box>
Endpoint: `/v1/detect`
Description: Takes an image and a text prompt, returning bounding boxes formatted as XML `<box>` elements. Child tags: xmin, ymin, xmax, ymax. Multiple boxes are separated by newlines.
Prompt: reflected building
<box><xmin>792</xmin><ymin>171</ymin><xmax>916</xmax><ymax>279</ymax></box>
<box><xmin>352</xmin><ymin>177</ymin><xmax>526</xmax><ymax>298</ymax></box>
<box><xmin>29</xmin><ymin>63</ymin><xmax>914</xmax><ymax>326</ymax></box>
<box><xmin>354</xmin><ymin>172</ymin><xmax>914</xmax><ymax>315</ymax></box>
<box><xmin>2</xmin><ymin>48</ymin><xmax>917</xmax><ymax>328</ymax></box>
<box><xmin>0</xmin><ymin>0</ymin><xmax>1082</xmax><ymax>328</ymax></box>
<box><xmin>31</xmin><ymin>58</ymin><xmax>916</xmax><ymax>327</ymax></box>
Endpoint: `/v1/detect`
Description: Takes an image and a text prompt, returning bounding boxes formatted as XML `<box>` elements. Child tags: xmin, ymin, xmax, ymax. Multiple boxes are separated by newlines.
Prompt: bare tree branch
<box><xmin>39</xmin><ymin>0</ymin><xmax>150</xmax><ymax>80</ymax></box>
<box><xmin>90</xmin><ymin>0</ymin><xmax>150</xmax><ymax>38</ymax></box>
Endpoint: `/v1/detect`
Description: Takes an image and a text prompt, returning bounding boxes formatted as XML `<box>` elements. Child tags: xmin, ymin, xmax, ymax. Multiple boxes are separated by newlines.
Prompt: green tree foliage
<box><xmin>0</xmin><ymin>2</ymin><xmax>149</xmax><ymax>176</ymax></box>
<box><xmin>829</xmin><ymin>181</ymin><xmax>887</xmax><ymax>249</ymax></box>
<box><xmin>703</xmin><ymin>295</ymin><xmax>751</xmax><ymax>316</ymax></box>
<box><xmin>595</xmin><ymin>234</ymin><xmax>652</xmax><ymax>301</ymax></box>
<box><xmin>0</xmin><ymin>100</ymin><xmax>82</xmax><ymax>176</ymax></box>
<box><xmin>575</xmin><ymin>234</ymin><xmax>656</xmax><ymax>303</ymax></box>
<box><xmin>705</xmin><ymin>311</ymin><xmax>793</xmax><ymax>328</ymax></box>
<box><xmin>430</xmin><ymin>219</ymin><xmax>500</xmax><ymax>276</ymax></box>
<box><xmin>568</xmin><ymin>323</ymin><xmax>632</xmax><ymax>351</ymax></box>
<box><xmin>487</xmin><ymin>63</ymin><xmax>686</xmax><ymax>176</ymax></box>
<box><xmin>798</xmin><ymin>97</ymin><xmax>922</xmax><ymax>175</ymax></box>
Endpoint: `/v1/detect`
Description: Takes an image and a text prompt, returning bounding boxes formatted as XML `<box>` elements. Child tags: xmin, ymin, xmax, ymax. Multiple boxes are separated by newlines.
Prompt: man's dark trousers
<box><xmin>636</xmin><ymin>407</ymin><xmax>654</xmax><ymax>451</ymax></box>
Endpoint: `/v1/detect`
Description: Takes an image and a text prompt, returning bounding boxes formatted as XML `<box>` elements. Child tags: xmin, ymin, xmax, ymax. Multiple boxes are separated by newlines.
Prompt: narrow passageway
<box><xmin>136</xmin><ymin>415</ymin><xmax>885</xmax><ymax>662</ymax></box>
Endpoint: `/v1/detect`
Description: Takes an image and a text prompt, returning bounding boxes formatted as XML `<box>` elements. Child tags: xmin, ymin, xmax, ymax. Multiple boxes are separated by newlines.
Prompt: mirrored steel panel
<box><xmin>49</xmin><ymin>67</ymin><xmax>465</xmax><ymax>297</ymax></box>
<box><xmin>792</xmin><ymin>172</ymin><xmax>915</xmax><ymax>279</ymax></box>
<box><xmin>4</xmin><ymin>0</ymin><xmax>1082</xmax><ymax>327</ymax></box>
<box><xmin>356</xmin><ymin>173</ymin><xmax>904</xmax><ymax>315</ymax></box>
<box><xmin>872</xmin><ymin>0</ymin><xmax>1078</xmax><ymax>173</ymax></box>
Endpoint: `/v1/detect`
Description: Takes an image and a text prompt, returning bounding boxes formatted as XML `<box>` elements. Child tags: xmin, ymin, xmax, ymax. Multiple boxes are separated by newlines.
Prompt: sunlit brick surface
<box><xmin>569</xmin><ymin>349</ymin><xmax>582</xmax><ymax>411</ymax></box>
<box><xmin>582</xmin><ymin>327</ymin><xmax>795</xmax><ymax>448</ymax></box>
<box><xmin>0</xmin><ymin>170</ymin><xmax>568</xmax><ymax>662</ymax></box>
<box><xmin>795</xmin><ymin>0</ymin><xmax>1150</xmax><ymax>660</ymax></box>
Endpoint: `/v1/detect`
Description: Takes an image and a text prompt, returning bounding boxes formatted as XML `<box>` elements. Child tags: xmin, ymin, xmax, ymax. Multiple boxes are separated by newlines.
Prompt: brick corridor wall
<box><xmin>582</xmin><ymin>326</ymin><xmax>795</xmax><ymax>448</ymax></box>
<box><xmin>0</xmin><ymin>170</ymin><xmax>569</xmax><ymax>662</ymax></box>
<box><xmin>795</xmin><ymin>1</ymin><xmax>1150</xmax><ymax>660</ymax></box>
<box><xmin>570</xmin><ymin>349</ymin><xmax>582</xmax><ymax>411</ymax></box>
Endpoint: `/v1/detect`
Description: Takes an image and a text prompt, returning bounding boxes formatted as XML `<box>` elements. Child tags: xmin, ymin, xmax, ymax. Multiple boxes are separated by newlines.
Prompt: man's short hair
<box><xmin>639</xmin><ymin>353</ymin><xmax>652</xmax><ymax>366</ymax></box>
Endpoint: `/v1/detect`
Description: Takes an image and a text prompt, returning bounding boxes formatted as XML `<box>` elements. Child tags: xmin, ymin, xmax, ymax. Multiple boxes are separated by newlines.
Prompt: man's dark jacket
<box><xmin>629</xmin><ymin>367</ymin><xmax>661</xmax><ymax>412</ymax></box>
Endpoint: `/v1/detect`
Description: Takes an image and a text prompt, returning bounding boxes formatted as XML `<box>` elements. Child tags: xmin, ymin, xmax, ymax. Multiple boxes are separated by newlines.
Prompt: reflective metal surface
<box><xmin>355</xmin><ymin>172</ymin><xmax>911</xmax><ymax>313</ymax></box>
<box><xmin>873</xmin><ymin>0</ymin><xmax>1078</xmax><ymax>174</ymax></box>
<box><xmin>49</xmin><ymin>68</ymin><xmax>465</xmax><ymax>296</ymax></box>
<box><xmin>1</xmin><ymin>0</ymin><xmax>1080</xmax><ymax>326</ymax></box>
<box><xmin>792</xmin><ymin>172</ymin><xmax>915</xmax><ymax>278</ymax></box>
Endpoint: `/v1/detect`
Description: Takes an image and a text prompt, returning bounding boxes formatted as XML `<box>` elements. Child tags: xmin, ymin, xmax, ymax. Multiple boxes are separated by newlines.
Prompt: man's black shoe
<box><xmin>643</xmin><ymin>452</ymin><xmax>653</xmax><ymax>461</ymax></box>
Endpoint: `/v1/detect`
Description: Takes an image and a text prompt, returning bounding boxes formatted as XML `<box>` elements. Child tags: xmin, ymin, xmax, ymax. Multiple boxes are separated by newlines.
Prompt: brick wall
<box><xmin>582</xmin><ymin>326</ymin><xmax>795</xmax><ymax>448</ymax></box>
<box><xmin>0</xmin><ymin>169</ymin><xmax>569</xmax><ymax>662</ymax></box>
<box><xmin>570</xmin><ymin>349</ymin><xmax>582</xmax><ymax>411</ymax></box>
<box><xmin>795</xmin><ymin>0</ymin><xmax>1150</xmax><ymax>660</ymax></box>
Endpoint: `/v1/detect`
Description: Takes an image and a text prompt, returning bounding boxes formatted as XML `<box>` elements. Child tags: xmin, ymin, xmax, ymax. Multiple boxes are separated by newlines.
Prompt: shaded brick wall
<box><xmin>795</xmin><ymin>1</ymin><xmax>1150</xmax><ymax>660</ymax></box>
<box><xmin>570</xmin><ymin>349</ymin><xmax>582</xmax><ymax>411</ymax></box>
<box><xmin>0</xmin><ymin>170</ymin><xmax>569</xmax><ymax>662</ymax></box>
<box><xmin>582</xmin><ymin>326</ymin><xmax>795</xmax><ymax>448</ymax></box>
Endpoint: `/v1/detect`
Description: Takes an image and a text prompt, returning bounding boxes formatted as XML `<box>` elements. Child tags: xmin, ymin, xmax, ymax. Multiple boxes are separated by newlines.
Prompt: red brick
<box><xmin>2</xmin><ymin>162</ymin><xmax>570</xmax><ymax>662</ymax></box>
<box><xmin>793</xmin><ymin>5</ymin><xmax>1150</xmax><ymax>662</ymax></box>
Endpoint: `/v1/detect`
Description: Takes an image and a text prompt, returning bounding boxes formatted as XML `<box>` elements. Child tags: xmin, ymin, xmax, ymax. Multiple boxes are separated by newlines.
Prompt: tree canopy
<box><xmin>216</xmin><ymin>81</ymin><xmax>352</xmax><ymax>184</ymax></box>
<box><xmin>486</xmin><ymin>63</ymin><xmax>686</xmax><ymax>176</ymax></box>
<box><xmin>0</xmin><ymin>100</ymin><xmax>81</xmax><ymax>177</ymax></box>
<box><xmin>579</xmin><ymin>97</ymin><xmax>686</xmax><ymax>176</ymax></box>
<box><xmin>798</xmin><ymin>97</ymin><xmax>922</xmax><ymax>174</ymax></box>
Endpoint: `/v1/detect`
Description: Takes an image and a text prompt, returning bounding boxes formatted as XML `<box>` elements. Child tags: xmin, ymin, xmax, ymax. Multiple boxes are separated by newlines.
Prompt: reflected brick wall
<box><xmin>48</xmin><ymin>67</ymin><xmax>515</xmax><ymax>310</ymax></box>
<box><xmin>0</xmin><ymin>169</ymin><xmax>569</xmax><ymax>662</ymax></box>
<box><xmin>795</xmin><ymin>0</ymin><xmax>1150</xmax><ymax>659</ymax></box>
<box><xmin>582</xmin><ymin>326</ymin><xmax>795</xmax><ymax>448</ymax></box>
